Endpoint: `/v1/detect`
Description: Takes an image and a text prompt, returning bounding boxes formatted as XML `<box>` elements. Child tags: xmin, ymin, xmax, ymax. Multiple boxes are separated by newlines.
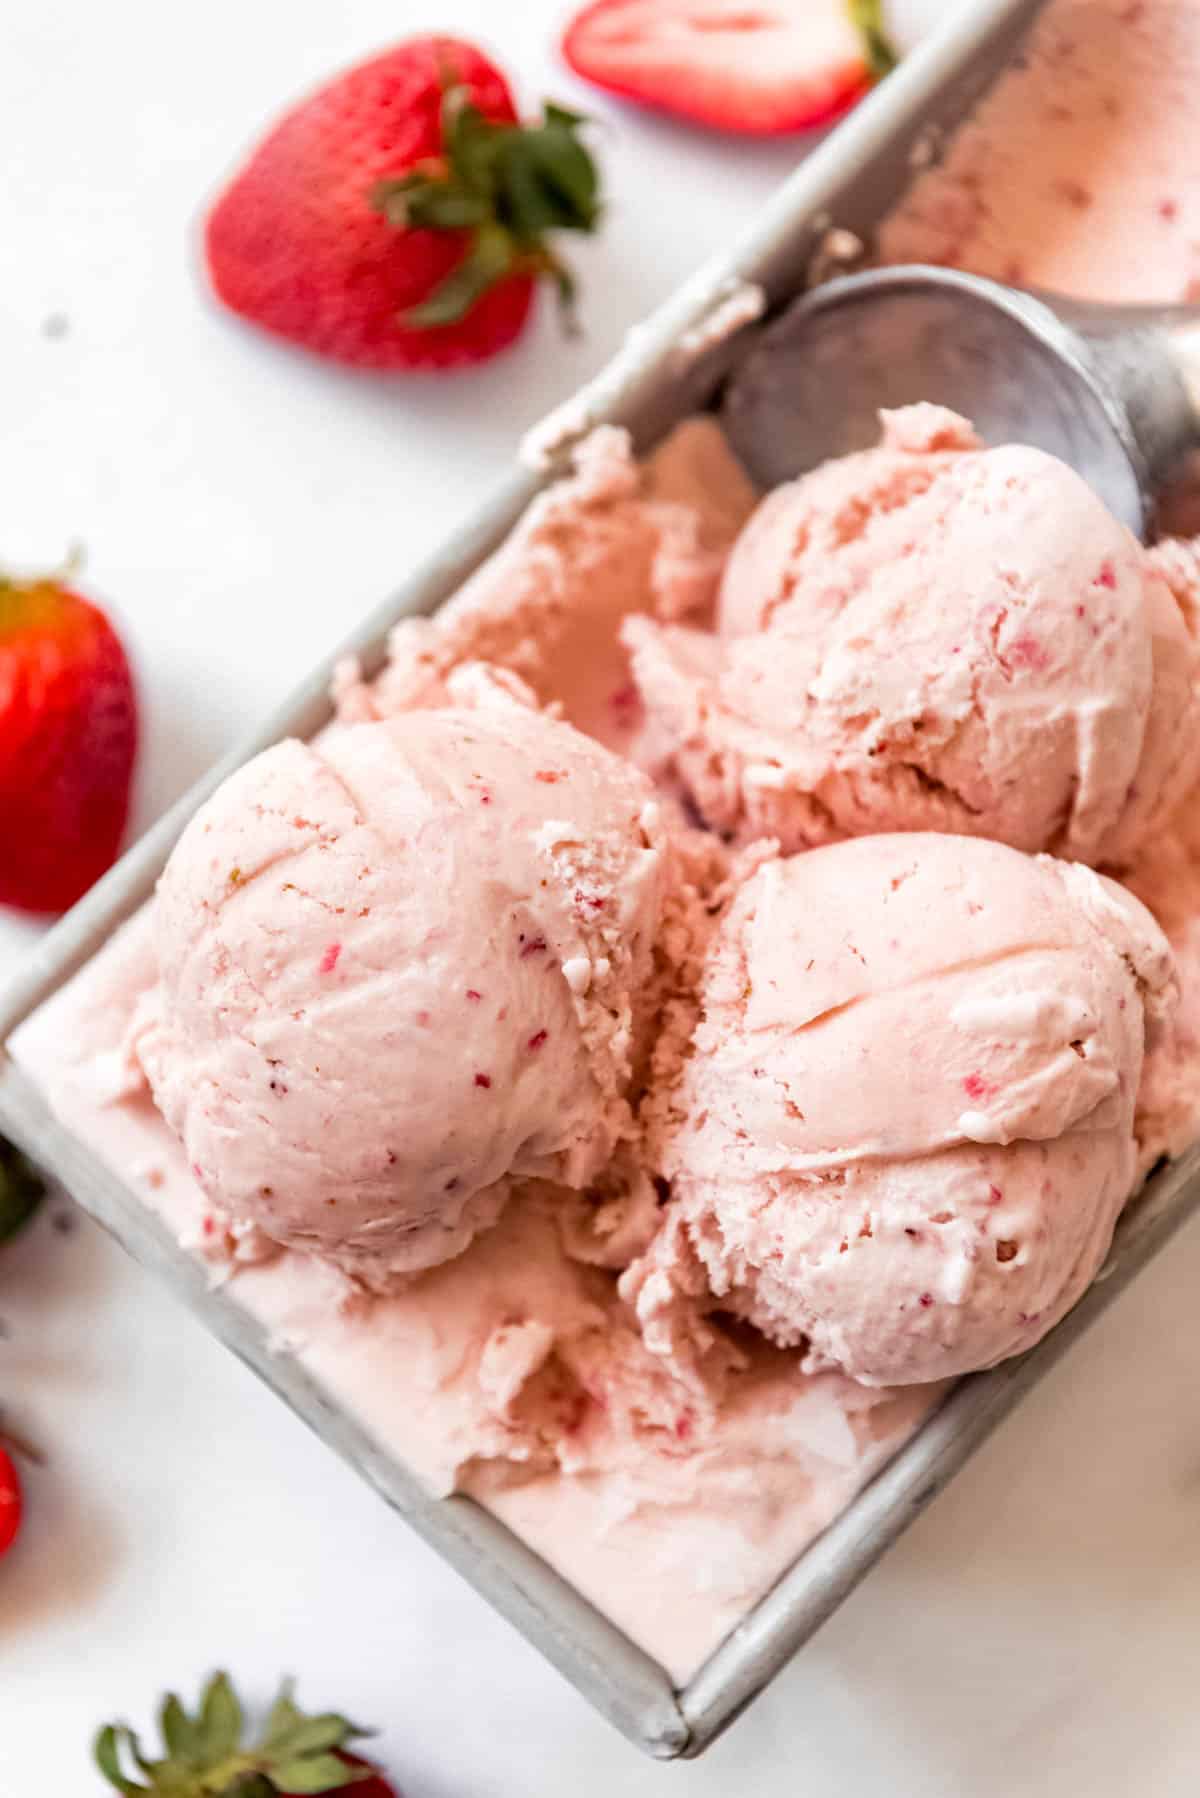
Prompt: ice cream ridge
<box><xmin>132</xmin><ymin>675</ymin><xmax>670</xmax><ymax>1288</ymax></box>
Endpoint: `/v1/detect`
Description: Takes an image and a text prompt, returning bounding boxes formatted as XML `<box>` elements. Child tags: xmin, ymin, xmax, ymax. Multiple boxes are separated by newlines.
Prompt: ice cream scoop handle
<box><xmin>1073</xmin><ymin>317</ymin><xmax>1200</xmax><ymax>506</ymax></box>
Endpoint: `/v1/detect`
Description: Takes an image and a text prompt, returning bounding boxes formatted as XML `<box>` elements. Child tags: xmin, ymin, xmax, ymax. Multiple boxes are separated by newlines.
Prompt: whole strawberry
<box><xmin>0</xmin><ymin>574</ymin><xmax>137</xmax><ymax>914</ymax></box>
<box><xmin>206</xmin><ymin>36</ymin><xmax>602</xmax><ymax>370</ymax></box>
<box><xmin>96</xmin><ymin>1672</ymin><xmax>398</xmax><ymax>1796</ymax></box>
<box><xmin>0</xmin><ymin>1137</ymin><xmax>44</xmax><ymax>1244</ymax></box>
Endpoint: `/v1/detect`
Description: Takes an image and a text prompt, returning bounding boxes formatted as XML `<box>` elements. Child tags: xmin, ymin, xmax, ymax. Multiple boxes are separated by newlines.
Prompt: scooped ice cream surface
<box><xmin>624</xmin><ymin>406</ymin><xmax>1200</xmax><ymax>866</ymax></box>
<box><xmin>132</xmin><ymin>678</ymin><xmax>669</xmax><ymax>1289</ymax></box>
<box><xmin>629</xmin><ymin>833</ymin><xmax>1176</xmax><ymax>1387</ymax></box>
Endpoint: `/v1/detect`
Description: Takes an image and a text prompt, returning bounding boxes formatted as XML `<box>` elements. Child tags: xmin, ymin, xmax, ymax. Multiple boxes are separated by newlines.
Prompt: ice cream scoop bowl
<box><xmin>722</xmin><ymin>265</ymin><xmax>1200</xmax><ymax>539</ymax></box>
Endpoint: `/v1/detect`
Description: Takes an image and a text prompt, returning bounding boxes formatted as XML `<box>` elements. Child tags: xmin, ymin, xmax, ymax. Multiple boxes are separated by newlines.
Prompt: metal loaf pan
<box><xmin>7</xmin><ymin>0</ymin><xmax>1181</xmax><ymax>1761</ymax></box>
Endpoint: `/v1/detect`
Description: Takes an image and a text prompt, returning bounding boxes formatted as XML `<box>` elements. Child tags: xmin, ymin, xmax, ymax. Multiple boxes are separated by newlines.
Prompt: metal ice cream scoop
<box><xmin>721</xmin><ymin>265</ymin><xmax>1200</xmax><ymax>539</ymax></box>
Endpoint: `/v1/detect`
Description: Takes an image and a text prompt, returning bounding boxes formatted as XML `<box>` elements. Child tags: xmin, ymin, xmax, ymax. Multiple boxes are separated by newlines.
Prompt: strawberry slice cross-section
<box><xmin>562</xmin><ymin>0</ymin><xmax>895</xmax><ymax>135</ymax></box>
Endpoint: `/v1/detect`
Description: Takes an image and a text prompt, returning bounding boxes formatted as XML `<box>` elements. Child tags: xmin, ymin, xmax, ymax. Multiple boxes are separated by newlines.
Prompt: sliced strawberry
<box><xmin>562</xmin><ymin>0</ymin><xmax>893</xmax><ymax>135</ymax></box>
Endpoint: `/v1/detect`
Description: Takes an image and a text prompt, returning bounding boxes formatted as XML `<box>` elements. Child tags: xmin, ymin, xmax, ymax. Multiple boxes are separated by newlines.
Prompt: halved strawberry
<box><xmin>562</xmin><ymin>0</ymin><xmax>895</xmax><ymax>136</ymax></box>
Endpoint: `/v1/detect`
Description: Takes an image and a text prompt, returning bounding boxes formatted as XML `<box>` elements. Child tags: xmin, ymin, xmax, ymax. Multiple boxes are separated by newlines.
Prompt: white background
<box><xmin>4</xmin><ymin>1</ymin><xmax>1200</xmax><ymax>1791</ymax></box>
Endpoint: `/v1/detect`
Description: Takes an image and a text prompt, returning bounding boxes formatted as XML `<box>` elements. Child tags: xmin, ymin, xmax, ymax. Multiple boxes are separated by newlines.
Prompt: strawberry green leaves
<box><xmin>94</xmin><ymin>1673</ymin><xmax>374</xmax><ymax>1796</ymax></box>
<box><xmin>372</xmin><ymin>87</ymin><xmax>600</xmax><ymax>327</ymax></box>
<box><xmin>0</xmin><ymin>1137</ymin><xmax>45</xmax><ymax>1245</ymax></box>
<box><xmin>846</xmin><ymin>0</ymin><xmax>897</xmax><ymax>79</ymax></box>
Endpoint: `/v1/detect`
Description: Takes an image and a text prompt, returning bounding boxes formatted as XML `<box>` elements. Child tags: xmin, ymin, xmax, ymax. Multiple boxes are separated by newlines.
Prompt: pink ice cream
<box><xmin>880</xmin><ymin>0</ymin><xmax>1200</xmax><ymax>304</ymax></box>
<box><xmin>10</xmin><ymin>902</ymin><xmax>941</xmax><ymax>1682</ymax></box>
<box><xmin>335</xmin><ymin>420</ymin><xmax>759</xmax><ymax>749</ymax></box>
<box><xmin>1125</xmin><ymin>549</ymin><xmax>1200</xmax><ymax>1164</ymax></box>
<box><xmin>624</xmin><ymin>406</ymin><xmax>1200</xmax><ymax>865</ymax></box>
<box><xmin>132</xmin><ymin>679</ymin><xmax>669</xmax><ymax>1289</ymax></box>
<box><xmin>8</xmin><ymin>394</ymin><xmax>1200</xmax><ymax>1685</ymax></box>
<box><xmin>630</xmin><ymin>834</ymin><xmax>1176</xmax><ymax>1388</ymax></box>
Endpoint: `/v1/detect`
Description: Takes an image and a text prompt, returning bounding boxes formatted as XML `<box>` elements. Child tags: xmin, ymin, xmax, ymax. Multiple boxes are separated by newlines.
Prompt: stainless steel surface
<box><xmin>722</xmin><ymin>265</ymin><xmax>1200</xmax><ymax>537</ymax></box>
<box><xmin>16</xmin><ymin>0</ymin><xmax>1183</xmax><ymax>1763</ymax></box>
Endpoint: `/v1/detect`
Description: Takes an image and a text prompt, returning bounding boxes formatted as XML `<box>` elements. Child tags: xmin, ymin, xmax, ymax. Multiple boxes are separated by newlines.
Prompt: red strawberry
<box><xmin>206</xmin><ymin>36</ymin><xmax>602</xmax><ymax>370</ymax></box>
<box><xmin>562</xmin><ymin>0</ymin><xmax>896</xmax><ymax>136</ymax></box>
<box><xmin>0</xmin><ymin>1445</ymin><xmax>20</xmax><ymax>1560</ymax></box>
<box><xmin>0</xmin><ymin>575</ymin><xmax>138</xmax><ymax>915</ymax></box>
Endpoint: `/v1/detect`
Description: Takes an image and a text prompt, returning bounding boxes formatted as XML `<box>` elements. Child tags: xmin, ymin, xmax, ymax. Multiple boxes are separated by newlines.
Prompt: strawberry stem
<box><xmin>847</xmin><ymin>0</ymin><xmax>898</xmax><ymax>79</ymax></box>
<box><xmin>95</xmin><ymin>1672</ymin><xmax>376</xmax><ymax>1796</ymax></box>
<box><xmin>370</xmin><ymin>86</ymin><xmax>601</xmax><ymax>328</ymax></box>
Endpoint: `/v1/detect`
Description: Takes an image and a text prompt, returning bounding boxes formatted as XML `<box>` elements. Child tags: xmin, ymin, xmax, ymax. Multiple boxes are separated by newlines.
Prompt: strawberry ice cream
<box><xmin>624</xmin><ymin>405</ymin><xmax>1200</xmax><ymax>866</ymax></box>
<box><xmin>11</xmin><ymin>0</ymin><xmax>1200</xmax><ymax>1703</ymax></box>
<box><xmin>628</xmin><ymin>835</ymin><xmax>1175</xmax><ymax>1388</ymax></box>
<box><xmin>11</xmin><ymin>891</ymin><xmax>941</xmax><ymax>1681</ymax></box>
<box><xmin>131</xmin><ymin>683</ymin><xmax>669</xmax><ymax>1288</ymax></box>
<box><xmin>335</xmin><ymin>419</ymin><xmax>758</xmax><ymax>745</ymax></box>
<box><xmin>10</xmin><ymin>380</ymin><xmax>1200</xmax><ymax>1686</ymax></box>
<box><xmin>880</xmin><ymin>0</ymin><xmax>1200</xmax><ymax>304</ymax></box>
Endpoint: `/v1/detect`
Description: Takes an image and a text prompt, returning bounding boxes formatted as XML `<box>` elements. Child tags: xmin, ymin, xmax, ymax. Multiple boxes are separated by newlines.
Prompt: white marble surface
<box><xmin>3</xmin><ymin>0</ymin><xmax>1200</xmax><ymax>1790</ymax></box>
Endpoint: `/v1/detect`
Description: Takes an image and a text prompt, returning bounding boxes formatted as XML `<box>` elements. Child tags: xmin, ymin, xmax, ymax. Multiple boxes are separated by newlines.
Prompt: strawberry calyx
<box><xmin>95</xmin><ymin>1673</ymin><xmax>380</xmax><ymax>1796</ymax></box>
<box><xmin>371</xmin><ymin>85</ymin><xmax>600</xmax><ymax>328</ymax></box>
<box><xmin>846</xmin><ymin>0</ymin><xmax>897</xmax><ymax>79</ymax></box>
<box><xmin>0</xmin><ymin>549</ymin><xmax>87</xmax><ymax>636</ymax></box>
<box><xmin>0</xmin><ymin>1138</ymin><xmax>45</xmax><ymax>1246</ymax></box>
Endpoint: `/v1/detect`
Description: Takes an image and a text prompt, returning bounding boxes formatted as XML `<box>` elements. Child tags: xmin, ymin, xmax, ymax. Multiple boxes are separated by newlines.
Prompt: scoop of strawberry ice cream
<box><xmin>631</xmin><ymin>833</ymin><xmax>1175</xmax><ymax>1387</ymax></box>
<box><xmin>132</xmin><ymin>686</ymin><xmax>669</xmax><ymax>1289</ymax></box>
<box><xmin>623</xmin><ymin>406</ymin><xmax>1200</xmax><ymax>867</ymax></box>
